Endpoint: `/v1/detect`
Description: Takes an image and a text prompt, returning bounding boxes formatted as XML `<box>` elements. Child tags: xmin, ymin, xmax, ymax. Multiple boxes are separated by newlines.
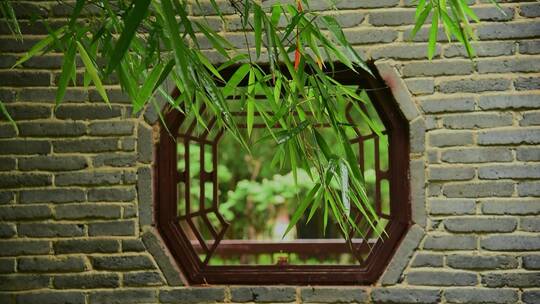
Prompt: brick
<box><xmin>18</xmin><ymin>122</ymin><xmax>86</xmax><ymax>137</ymax></box>
<box><xmin>482</xmin><ymin>199</ymin><xmax>540</xmax><ymax>215</ymax></box>
<box><xmin>0</xmin><ymin>173</ymin><xmax>51</xmax><ymax>188</ymax></box>
<box><xmin>444</xmin><ymin>41</ymin><xmax>514</xmax><ymax>58</ymax></box>
<box><xmin>0</xmin><ymin>140</ymin><xmax>50</xmax><ymax>155</ymax></box>
<box><xmin>478</xmin><ymin>57</ymin><xmax>540</xmax><ymax>73</ymax></box>
<box><xmin>482</xmin><ymin>235</ymin><xmax>540</xmax><ymax>251</ymax></box>
<box><xmin>442</xmin><ymin>113</ymin><xmax>513</xmax><ymax>129</ymax></box>
<box><xmin>300</xmin><ymin>287</ymin><xmax>368</xmax><ymax>303</ymax></box>
<box><xmin>18</xmin><ymin>156</ymin><xmax>87</xmax><ymax>171</ymax></box>
<box><xmin>407</xmin><ymin>270</ymin><xmax>477</xmax><ymax>286</ymax></box>
<box><xmin>474</xmin><ymin>6</ymin><xmax>515</xmax><ymax>21</ymax></box>
<box><xmin>444</xmin><ymin>181</ymin><xmax>514</xmax><ymax>198</ymax></box>
<box><xmin>0</xmin><ymin>158</ymin><xmax>15</xmax><ymax>171</ymax></box>
<box><xmin>405</xmin><ymin>25</ymin><xmax>448</xmax><ymax>42</ymax></box>
<box><xmin>428</xmin><ymin>166</ymin><xmax>475</xmax><ymax>181</ymax></box>
<box><xmin>138</xmin><ymin>123</ymin><xmax>153</xmax><ymax>163</ymax></box>
<box><xmin>15</xmin><ymin>292</ymin><xmax>85</xmax><ymax>304</ymax></box>
<box><xmin>88</xmin><ymin>188</ymin><xmax>136</xmax><ymax>202</ymax></box>
<box><xmin>160</xmin><ymin>288</ymin><xmax>225</xmax><ymax>303</ymax></box>
<box><xmin>55</xmin><ymin>105</ymin><xmax>122</xmax><ymax>120</ymax></box>
<box><xmin>382</xmin><ymin>225</ymin><xmax>425</xmax><ymax>284</ymax></box>
<box><xmin>371</xmin><ymin>288</ymin><xmax>441</xmax><ymax>304</ymax></box>
<box><xmin>405</xmin><ymin>78</ymin><xmax>435</xmax><ymax>95</ymax></box>
<box><xmin>0</xmin><ymin>258</ymin><xmax>15</xmax><ymax>273</ymax></box>
<box><xmin>0</xmin><ymin>71</ymin><xmax>50</xmax><ymax>87</ymax></box>
<box><xmin>55</xmin><ymin>171</ymin><xmax>123</xmax><ymax>186</ymax></box>
<box><xmin>90</xmin><ymin>290</ymin><xmax>156</xmax><ymax>304</ymax></box>
<box><xmin>122</xmin><ymin>239</ymin><xmax>146</xmax><ymax>252</ymax></box>
<box><xmin>428</xmin><ymin>130</ymin><xmax>473</xmax><ymax>147</ymax></box>
<box><xmin>0</xmin><ymin>192</ymin><xmax>14</xmax><ymax>205</ymax></box>
<box><xmin>438</xmin><ymin>78</ymin><xmax>511</xmax><ymax>93</ymax></box>
<box><xmin>89</xmin><ymin>121</ymin><xmax>134</xmax><ymax>136</ymax></box>
<box><xmin>518</xmin><ymin>181</ymin><xmax>540</xmax><ymax>196</ymax></box>
<box><xmin>521</xmin><ymin>111</ymin><xmax>540</xmax><ymax>126</ymax></box>
<box><xmin>0</xmin><ymin>240</ymin><xmax>50</xmax><ymax>256</ymax></box>
<box><xmin>521</xmin><ymin>216</ymin><xmax>540</xmax><ymax>232</ymax></box>
<box><xmin>123</xmin><ymin>271</ymin><xmax>163</xmax><ymax>287</ymax></box>
<box><xmin>447</xmin><ymin>254</ymin><xmax>518</xmax><ymax>270</ymax></box>
<box><xmin>419</xmin><ymin>96</ymin><xmax>475</xmax><ymax>113</ymax></box>
<box><xmin>344</xmin><ymin>28</ymin><xmax>398</xmax><ymax>44</ymax></box>
<box><xmin>477</xmin><ymin>21</ymin><xmax>540</xmax><ymax>39</ymax></box>
<box><xmin>521</xmin><ymin>3</ymin><xmax>540</xmax><ymax>17</ymax></box>
<box><xmin>517</xmin><ymin>147</ymin><xmax>540</xmax><ymax>161</ymax></box>
<box><xmin>371</xmin><ymin>44</ymin><xmax>441</xmax><ymax>60</ymax></box>
<box><xmin>523</xmin><ymin>255</ymin><xmax>540</xmax><ymax>269</ymax></box>
<box><xmin>138</xmin><ymin>167</ymin><xmax>153</xmax><ymax>227</ymax></box>
<box><xmin>53</xmin><ymin>138</ymin><xmax>119</xmax><ymax>153</ymax></box>
<box><xmin>0</xmin><ymin>223</ymin><xmax>16</xmax><ymax>238</ymax></box>
<box><xmin>0</xmin><ymin>125</ymin><xmax>16</xmax><ymax>138</ymax></box>
<box><xmin>22</xmin><ymin>55</ymin><xmax>65</xmax><ymax>69</ymax></box>
<box><xmin>230</xmin><ymin>286</ymin><xmax>296</xmax><ymax>302</ymax></box>
<box><xmin>19</xmin><ymin>88</ymin><xmax>87</xmax><ymax>102</ymax></box>
<box><xmin>515</xmin><ymin>76</ymin><xmax>540</xmax><ymax>91</ymax></box>
<box><xmin>444</xmin><ymin>217</ymin><xmax>517</xmax><ymax>233</ymax></box>
<box><xmin>441</xmin><ymin>147</ymin><xmax>513</xmax><ymax>163</ymax></box>
<box><xmin>2</xmin><ymin>105</ymin><xmax>50</xmax><ymax>120</ymax></box>
<box><xmin>121</xmin><ymin>138</ymin><xmax>136</xmax><ymax>151</ymax></box>
<box><xmin>93</xmin><ymin>153</ymin><xmax>137</xmax><ymax>167</ymax></box>
<box><xmin>479</xmin><ymin>127</ymin><xmax>540</xmax><ymax>145</ymax></box>
<box><xmin>0</xmin><ymin>205</ymin><xmax>52</xmax><ymax>220</ymax></box>
<box><xmin>445</xmin><ymin>288</ymin><xmax>518</xmax><ymax>304</ymax></box>
<box><xmin>479</xmin><ymin>164</ymin><xmax>540</xmax><ymax>179</ymax></box>
<box><xmin>429</xmin><ymin>199</ymin><xmax>476</xmax><ymax>215</ymax></box>
<box><xmin>424</xmin><ymin>235</ymin><xmax>476</xmax><ymax>250</ymax></box>
<box><xmin>523</xmin><ymin>291</ymin><xmax>540</xmax><ymax>304</ymax></box>
<box><xmin>18</xmin><ymin>223</ymin><xmax>84</xmax><ymax>237</ymax></box>
<box><xmin>53</xmin><ymin>273</ymin><xmax>119</xmax><ymax>289</ymax></box>
<box><xmin>482</xmin><ymin>272</ymin><xmax>540</xmax><ymax>288</ymax></box>
<box><xmin>520</xmin><ymin>39</ymin><xmax>540</xmax><ymax>54</ymax></box>
<box><xmin>0</xmin><ymin>274</ymin><xmax>49</xmax><ymax>291</ymax></box>
<box><xmin>480</xmin><ymin>93</ymin><xmax>538</xmax><ymax>110</ymax></box>
<box><xmin>54</xmin><ymin>239</ymin><xmax>119</xmax><ymax>254</ymax></box>
<box><xmin>54</xmin><ymin>204</ymin><xmax>121</xmax><ymax>220</ymax></box>
<box><xmin>20</xmin><ymin>189</ymin><xmax>85</xmax><ymax>204</ymax></box>
<box><xmin>142</xmin><ymin>231</ymin><xmax>184</xmax><ymax>286</ymax></box>
<box><xmin>18</xmin><ymin>256</ymin><xmax>86</xmax><ymax>273</ymax></box>
<box><xmin>411</xmin><ymin>253</ymin><xmax>444</xmax><ymax>267</ymax></box>
<box><xmin>403</xmin><ymin>60</ymin><xmax>474</xmax><ymax>77</ymax></box>
<box><xmin>369</xmin><ymin>10</ymin><xmax>416</xmax><ymax>26</ymax></box>
<box><xmin>89</xmin><ymin>220</ymin><xmax>135</xmax><ymax>237</ymax></box>
<box><xmin>91</xmin><ymin>255</ymin><xmax>155</xmax><ymax>271</ymax></box>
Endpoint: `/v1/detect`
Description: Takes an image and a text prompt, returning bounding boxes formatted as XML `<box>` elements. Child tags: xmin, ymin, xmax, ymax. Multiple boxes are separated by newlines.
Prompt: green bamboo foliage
<box><xmin>2</xmin><ymin>0</ymin><xmax>500</xmax><ymax>240</ymax></box>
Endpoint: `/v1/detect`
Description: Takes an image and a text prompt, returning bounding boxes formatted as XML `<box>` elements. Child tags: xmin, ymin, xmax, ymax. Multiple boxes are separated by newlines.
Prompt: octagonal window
<box><xmin>156</xmin><ymin>64</ymin><xmax>410</xmax><ymax>285</ymax></box>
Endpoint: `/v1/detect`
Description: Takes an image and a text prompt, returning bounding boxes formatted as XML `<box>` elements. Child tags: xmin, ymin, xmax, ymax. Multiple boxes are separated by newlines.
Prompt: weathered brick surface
<box><xmin>0</xmin><ymin>0</ymin><xmax>539</xmax><ymax>302</ymax></box>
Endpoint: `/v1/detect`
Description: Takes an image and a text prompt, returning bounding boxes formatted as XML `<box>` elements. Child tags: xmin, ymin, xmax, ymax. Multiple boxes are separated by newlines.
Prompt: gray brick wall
<box><xmin>0</xmin><ymin>0</ymin><xmax>539</xmax><ymax>303</ymax></box>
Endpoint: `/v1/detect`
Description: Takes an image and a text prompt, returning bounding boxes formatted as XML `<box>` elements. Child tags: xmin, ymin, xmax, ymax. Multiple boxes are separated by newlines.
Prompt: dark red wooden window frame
<box><xmin>154</xmin><ymin>63</ymin><xmax>411</xmax><ymax>285</ymax></box>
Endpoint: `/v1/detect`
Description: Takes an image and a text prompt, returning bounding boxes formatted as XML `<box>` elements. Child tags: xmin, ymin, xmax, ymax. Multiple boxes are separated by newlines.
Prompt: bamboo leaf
<box><xmin>254</xmin><ymin>5</ymin><xmax>263</xmax><ymax>58</ymax></box>
<box><xmin>56</xmin><ymin>40</ymin><xmax>77</xmax><ymax>107</ymax></box>
<box><xmin>0</xmin><ymin>101</ymin><xmax>17</xmax><ymax>133</ymax></box>
<box><xmin>410</xmin><ymin>3</ymin><xmax>432</xmax><ymax>40</ymax></box>
<box><xmin>222</xmin><ymin>63</ymin><xmax>251</xmax><ymax>97</ymax></box>
<box><xmin>76</xmin><ymin>41</ymin><xmax>110</xmax><ymax>106</ymax></box>
<box><xmin>13</xmin><ymin>26</ymin><xmax>67</xmax><ymax>68</ymax></box>
<box><xmin>282</xmin><ymin>183</ymin><xmax>321</xmax><ymax>238</ymax></box>
<box><xmin>246</xmin><ymin>68</ymin><xmax>255</xmax><ymax>137</ymax></box>
<box><xmin>134</xmin><ymin>61</ymin><xmax>166</xmax><ymax>114</ymax></box>
<box><xmin>106</xmin><ymin>0</ymin><xmax>151</xmax><ymax>75</ymax></box>
<box><xmin>428</xmin><ymin>9</ymin><xmax>439</xmax><ymax>60</ymax></box>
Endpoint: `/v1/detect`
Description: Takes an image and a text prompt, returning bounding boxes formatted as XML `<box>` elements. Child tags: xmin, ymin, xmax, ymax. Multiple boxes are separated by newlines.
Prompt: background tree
<box><xmin>0</xmin><ymin>0</ymin><xmax>499</xmax><ymax>239</ymax></box>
